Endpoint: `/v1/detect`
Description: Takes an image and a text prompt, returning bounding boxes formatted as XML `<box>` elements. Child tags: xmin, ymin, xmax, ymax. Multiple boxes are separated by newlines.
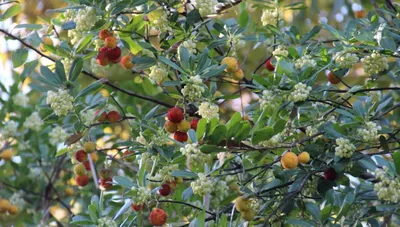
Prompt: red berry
<box><xmin>95</xmin><ymin>110</ymin><xmax>107</xmax><ymax>122</ymax></box>
<box><xmin>190</xmin><ymin>118</ymin><xmax>200</xmax><ymax>131</ymax></box>
<box><xmin>167</xmin><ymin>107</ymin><xmax>184</xmax><ymax>123</ymax></box>
<box><xmin>83</xmin><ymin>161</ymin><xmax>91</xmax><ymax>171</ymax></box>
<box><xmin>149</xmin><ymin>208</ymin><xmax>167</xmax><ymax>226</ymax></box>
<box><xmin>324</xmin><ymin>168</ymin><xmax>337</xmax><ymax>181</ymax></box>
<box><xmin>107</xmin><ymin>111</ymin><xmax>121</xmax><ymax>123</ymax></box>
<box><xmin>100</xmin><ymin>177</ymin><xmax>113</xmax><ymax>190</ymax></box>
<box><xmin>106</xmin><ymin>47</ymin><xmax>121</xmax><ymax>62</ymax></box>
<box><xmin>131</xmin><ymin>203</ymin><xmax>144</xmax><ymax>212</ymax></box>
<box><xmin>96</xmin><ymin>52</ymin><xmax>109</xmax><ymax>66</ymax></box>
<box><xmin>104</xmin><ymin>36</ymin><xmax>117</xmax><ymax>49</ymax></box>
<box><xmin>265</xmin><ymin>58</ymin><xmax>275</xmax><ymax>71</ymax></box>
<box><xmin>74</xmin><ymin>150</ymin><xmax>88</xmax><ymax>163</ymax></box>
<box><xmin>100</xmin><ymin>169</ymin><xmax>111</xmax><ymax>179</ymax></box>
<box><xmin>158</xmin><ymin>184</ymin><xmax>171</xmax><ymax>196</ymax></box>
<box><xmin>76</xmin><ymin>175</ymin><xmax>89</xmax><ymax>187</ymax></box>
<box><xmin>174</xmin><ymin>131</ymin><xmax>188</xmax><ymax>142</ymax></box>
<box><xmin>328</xmin><ymin>71</ymin><xmax>341</xmax><ymax>84</ymax></box>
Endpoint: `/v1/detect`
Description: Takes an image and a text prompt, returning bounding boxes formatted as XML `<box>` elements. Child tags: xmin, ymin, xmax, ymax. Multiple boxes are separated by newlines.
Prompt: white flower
<box><xmin>98</xmin><ymin>217</ymin><xmax>117</xmax><ymax>227</ymax></box>
<box><xmin>150</xmin><ymin>10</ymin><xmax>171</xmax><ymax>32</ymax></box>
<box><xmin>374</xmin><ymin>169</ymin><xmax>400</xmax><ymax>203</ymax></box>
<box><xmin>306</xmin><ymin>126</ymin><xmax>319</xmax><ymax>137</ymax></box>
<box><xmin>181</xmin><ymin>40</ymin><xmax>197</xmax><ymax>54</ymax></box>
<box><xmin>259</xmin><ymin>90</ymin><xmax>277</xmax><ymax>109</ymax></box>
<box><xmin>289</xmin><ymin>83</ymin><xmax>312</xmax><ymax>102</ymax></box>
<box><xmin>136</xmin><ymin>134</ymin><xmax>148</xmax><ymax>146</ymax></box>
<box><xmin>13</xmin><ymin>93</ymin><xmax>29</xmax><ymax>107</ymax></box>
<box><xmin>46</xmin><ymin>88</ymin><xmax>74</xmax><ymax>117</ymax></box>
<box><xmin>198</xmin><ymin>102</ymin><xmax>219</xmax><ymax>120</ymax></box>
<box><xmin>272</xmin><ymin>45</ymin><xmax>288</xmax><ymax>58</ymax></box>
<box><xmin>334</xmin><ymin>49</ymin><xmax>359</xmax><ymax>68</ymax></box>
<box><xmin>151</xmin><ymin>164</ymin><xmax>179</xmax><ymax>183</ymax></box>
<box><xmin>75</xmin><ymin>7</ymin><xmax>99</xmax><ymax>31</ymax></box>
<box><xmin>192</xmin><ymin>0</ymin><xmax>217</xmax><ymax>17</ymax></box>
<box><xmin>0</xmin><ymin>120</ymin><xmax>18</xmax><ymax>139</ymax></box>
<box><xmin>130</xmin><ymin>187</ymin><xmax>151</xmax><ymax>205</ymax></box>
<box><xmin>261</xmin><ymin>7</ymin><xmax>281</xmax><ymax>26</ymax></box>
<box><xmin>149</xmin><ymin>63</ymin><xmax>168</xmax><ymax>84</ymax></box>
<box><xmin>9</xmin><ymin>192</ymin><xmax>26</xmax><ymax>210</ymax></box>
<box><xmin>295</xmin><ymin>55</ymin><xmax>317</xmax><ymax>69</ymax></box>
<box><xmin>23</xmin><ymin>112</ymin><xmax>44</xmax><ymax>132</ymax></box>
<box><xmin>49</xmin><ymin>126</ymin><xmax>68</xmax><ymax>146</ymax></box>
<box><xmin>152</xmin><ymin>129</ymin><xmax>170</xmax><ymax>147</ymax></box>
<box><xmin>181</xmin><ymin>75</ymin><xmax>205</xmax><ymax>101</ymax></box>
<box><xmin>81</xmin><ymin>109</ymin><xmax>96</xmax><ymax>125</ymax></box>
<box><xmin>357</xmin><ymin>121</ymin><xmax>381</xmax><ymax>142</ymax></box>
<box><xmin>61</xmin><ymin>58</ymin><xmax>73</xmax><ymax>76</ymax></box>
<box><xmin>212</xmin><ymin>180</ymin><xmax>229</xmax><ymax>201</ymax></box>
<box><xmin>259</xmin><ymin>134</ymin><xmax>281</xmax><ymax>147</ymax></box>
<box><xmin>334</xmin><ymin>138</ymin><xmax>356</xmax><ymax>158</ymax></box>
<box><xmin>191</xmin><ymin>173</ymin><xmax>213</xmax><ymax>196</ymax></box>
<box><xmin>180</xmin><ymin>143</ymin><xmax>210</xmax><ymax>168</ymax></box>
<box><xmin>361</xmin><ymin>52</ymin><xmax>389</xmax><ymax>75</ymax></box>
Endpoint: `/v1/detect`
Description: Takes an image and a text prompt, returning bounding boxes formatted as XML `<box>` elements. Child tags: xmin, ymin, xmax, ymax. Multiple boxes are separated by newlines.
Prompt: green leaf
<box><xmin>0</xmin><ymin>4</ymin><xmax>22</xmax><ymax>21</ymax></box>
<box><xmin>320</xmin><ymin>204</ymin><xmax>332</xmax><ymax>223</ymax></box>
<box><xmin>300</xmin><ymin>26</ymin><xmax>321</xmax><ymax>44</ymax></box>
<box><xmin>70</xmin><ymin>216</ymin><xmax>95</xmax><ymax>225</ymax></box>
<box><xmin>55</xmin><ymin>61</ymin><xmax>67</xmax><ymax>82</ymax></box>
<box><xmin>198</xmin><ymin>208</ymin><xmax>205</xmax><ymax>227</ymax></box>
<box><xmin>20</xmin><ymin>60</ymin><xmax>38</xmax><ymax>81</ymax></box>
<box><xmin>14</xmin><ymin>24</ymin><xmax>43</xmax><ymax>30</ymax></box>
<box><xmin>286</xmin><ymin>219</ymin><xmax>315</xmax><ymax>226</ymax></box>
<box><xmin>200</xmin><ymin>145</ymin><xmax>226</xmax><ymax>154</ymax></box>
<box><xmin>188</xmin><ymin>129</ymin><xmax>197</xmax><ymax>143</ymax></box>
<box><xmin>55</xmin><ymin>147</ymin><xmax>69</xmax><ymax>157</ymax></box>
<box><xmin>121</xmin><ymin>36</ymin><xmax>142</xmax><ymax>55</ymax></box>
<box><xmin>234</xmin><ymin>121</ymin><xmax>251</xmax><ymax>143</ymax></box>
<box><xmin>113</xmin><ymin>176</ymin><xmax>135</xmax><ymax>188</ymax></box>
<box><xmin>75</xmin><ymin>80</ymin><xmax>104</xmax><ymax>99</ymax></box>
<box><xmin>226</xmin><ymin>112</ymin><xmax>241</xmax><ymax>134</ymax></box>
<box><xmin>113</xmin><ymin>199</ymin><xmax>133</xmax><ymax>220</ymax></box>
<box><xmin>196</xmin><ymin>118</ymin><xmax>207</xmax><ymax>141</ymax></box>
<box><xmin>69</xmin><ymin>57</ymin><xmax>83</xmax><ymax>81</ymax></box>
<box><xmin>252</xmin><ymin>126</ymin><xmax>274</xmax><ymax>144</ymax></box>
<box><xmin>75</xmin><ymin>34</ymin><xmax>94</xmax><ymax>53</ymax></box>
<box><xmin>182</xmin><ymin>187</ymin><xmax>193</xmax><ymax>200</ymax></box>
<box><xmin>239</xmin><ymin>4</ymin><xmax>249</xmax><ymax>28</ymax></box>
<box><xmin>158</xmin><ymin>56</ymin><xmax>185</xmax><ymax>74</ymax></box>
<box><xmin>320</xmin><ymin>21</ymin><xmax>343</xmax><ymax>40</ymax></box>
<box><xmin>335</xmin><ymin>191</ymin><xmax>355</xmax><ymax>222</ymax></box>
<box><xmin>209</xmin><ymin>125</ymin><xmax>227</xmax><ymax>144</ymax></box>
<box><xmin>305</xmin><ymin>203</ymin><xmax>321</xmax><ymax>222</ymax></box>
<box><xmin>12</xmin><ymin>49</ymin><xmax>28</xmax><ymax>68</ymax></box>
<box><xmin>393</xmin><ymin>152</ymin><xmax>400</xmax><ymax>175</ymax></box>
<box><xmin>171</xmin><ymin>170</ymin><xmax>198</xmax><ymax>178</ymax></box>
<box><xmin>88</xmin><ymin>204</ymin><xmax>98</xmax><ymax>222</ymax></box>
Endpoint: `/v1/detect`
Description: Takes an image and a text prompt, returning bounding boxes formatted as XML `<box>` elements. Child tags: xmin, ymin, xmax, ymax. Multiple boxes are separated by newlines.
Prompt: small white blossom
<box><xmin>295</xmin><ymin>55</ymin><xmax>317</xmax><ymax>69</ymax></box>
<box><xmin>191</xmin><ymin>173</ymin><xmax>213</xmax><ymax>196</ymax></box>
<box><xmin>289</xmin><ymin>83</ymin><xmax>312</xmax><ymax>102</ymax></box>
<box><xmin>136</xmin><ymin>134</ymin><xmax>148</xmax><ymax>146</ymax></box>
<box><xmin>61</xmin><ymin>58</ymin><xmax>73</xmax><ymax>76</ymax></box>
<box><xmin>181</xmin><ymin>75</ymin><xmax>205</xmax><ymax>101</ymax></box>
<box><xmin>13</xmin><ymin>93</ymin><xmax>29</xmax><ymax>107</ymax></box>
<box><xmin>334</xmin><ymin>49</ymin><xmax>359</xmax><ymax>68</ymax></box>
<box><xmin>272</xmin><ymin>45</ymin><xmax>288</xmax><ymax>58</ymax></box>
<box><xmin>151</xmin><ymin>164</ymin><xmax>179</xmax><ymax>183</ymax></box>
<box><xmin>0</xmin><ymin>120</ymin><xmax>18</xmax><ymax>139</ymax></box>
<box><xmin>81</xmin><ymin>109</ymin><xmax>96</xmax><ymax>125</ymax></box>
<box><xmin>149</xmin><ymin>63</ymin><xmax>168</xmax><ymax>84</ymax></box>
<box><xmin>374</xmin><ymin>168</ymin><xmax>400</xmax><ymax>203</ymax></box>
<box><xmin>23</xmin><ymin>112</ymin><xmax>44</xmax><ymax>132</ymax></box>
<box><xmin>49</xmin><ymin>126</ymin><xmax>68</xmax><ymax>146</ymax></box>
<box><xmin>211</xmin><ymin>179</ymin><xmax>229</xmax><ymax>206</ymax></box>
<box><xmin>357</xmin><ymin>121</ymin><xmax>381</xmax><ymax>142</ymax></box>
<box><xmin>259</xmin><ymin>90</ymin><xmax>277</xmax><ymax>109</ymax></box>
<box><xmin>130</xmin><ymin>186</ymin><xmax>151</xmax><ymax>205</ymax></box>
<box><xmin>192</xmin><ymin>0</ymin><xmax>217</xmax><ymax>17</ymax></box>
<box><xmin>261</xmin><ymin>7</ymin><xmax>281</xmax><ymax>26</ymax></box>
<box><xmin>151</xmin><ymin>10</ymin><xmax>171</xmax><ymax>32</ymax></box>
<box><xmin>361</xmin><ymin>52</ymin><xmax>389</xmax><ymax>75</ymax></box>
<box><xmin>75</xmin><ymin>7</ymin><xmax>98</xmax><ymax>31</ymax></box>
<box><xmin>198</xmin><ymin>102</ymin><xmax>219</xmax><ymax>120</ymax></box>
<box><xmin>46</xmin><ymin>89</ymin><xmax>74</xmax><ymax>117</ymax></box>
<box><xmin>334</xmin><ymin>138</ymin><xmax>356</xmax><ymax>158</ymax></box>
<box><xmin>9</xmin><ymin>192</ymin><xmax>26</xmax><ymax>210</ymax></box>
<box><xmin>152</xmin><ymin>129</ymin><xmax>170</xmax><ymax>147</ymax></box>
<box><xmin>180</xmin><ymin>143</ymin><xmax>210</xmax><ymax>168</ymax></box>
<box><xmin>306</xmin><ymin>126</ymin><xmax>319</xmax><ymax>137</ymax></box>
<box><xmin>98</xmin><ymin>217</ymin><xmax>117</xmax><ymax>227</ymax></box>
<box><xmin>181</xmin><ymin>40</ymin><xmax>197</xmax><ymax>54</ymax></box>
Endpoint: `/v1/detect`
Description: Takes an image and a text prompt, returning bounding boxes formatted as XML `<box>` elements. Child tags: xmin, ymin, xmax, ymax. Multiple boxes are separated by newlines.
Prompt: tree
<box><xmin>0</xmin><ymin>0</ymin><xmax>400</xmax><ymax>226</ymax></box>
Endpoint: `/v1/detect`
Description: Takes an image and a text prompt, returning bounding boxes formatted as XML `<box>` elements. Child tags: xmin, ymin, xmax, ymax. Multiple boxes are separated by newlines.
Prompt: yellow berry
<box><xmin>8</xmin><ymin>205</ymin><xmax>19</xmax><ymax>215</ymax></box>
<box><xmin>177</xmin><ymin>120</ymin><xmax>191</xmax><ymax>133</ymax></box>
<box><xmin>232</xmin><ymin>69</ymin><xmax>244</xmax><ymax>81</ymax></box>
<box><xmin>235</xmin><ymin>196</ymin><xmax>250</xmax><ymax>212</ymax></box>
<box><xmin>1</xmin><ymin>149</ymin><xmax>13</xmax><ymax>161</ymax></box>
<box><xmin>0</xmin><ymin>199</ymin><xmax>10</xmax><ymax>213</ymax></box>
<box><xmin>241</xmin><ymin>210</ymin><xmax>256</xmax><ymax>221</ymax></box>
<box><xmin>221</xmin><ymin>57</ymin><xmax>239</xmax><ymax>73</ymax></box>
<box><xmin>298</xmin><ymin>152</ymin><xmax>310</xmax><ymax>164</ymax></box>
<box><xmin>84</xmin><ymin>142</ymin><xmax>96</xmax><ymax>153</ymax></box>
<box><xmin>280</xmin><ymin>151</ymin><xmax>299</xmax><ymax>169</ymax></box>
<box><xmin>74</xmin><ymin>163</ymin><xmax>87</xmax><ymax>176</ymax></box>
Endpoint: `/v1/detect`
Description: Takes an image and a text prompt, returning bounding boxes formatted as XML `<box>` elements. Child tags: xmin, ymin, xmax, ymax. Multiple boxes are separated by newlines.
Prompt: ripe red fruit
<box><xmin>83</xmin><ymin>161</ymin><xmax>91</xmax><ymax>171</ymax></box>
<box><xmin>99</xmin><ymin>30</ymin><xmax>112</xmax><ymax>40</ymax></box>
<box><xmin>158</xmin><ymin>184</ymin><xmax>171</xmax><ymax>196</ymax></box>
<box><xmin>96</xmin><ymin>52</ymin><xmax>109</xmax><ymax>66</ymax></box>
<box><xmin>190</xmin><ymin>118</ymin><xmax>199</xmax><ymax>131</ymax></box>
<box><xmin>149</xmin><ymin>208</ymin><xmax>167</xmax><ymax>226</ymax></box>
<box><xmin>265</xmin><ymin>58</ymin><xmax>275</xmax><ymax>71</ymax></box>
<box><xmin>121</xmin><ymin>55</ymin><xmax>134</xmax><ymax>69</ymax></box>
<box><xmin>95</xmin><ymin>110</ymin><xmax>107</xmax><ymax>122</ymax></box>
<box><xmin>174</xmin><ymin>131</ymin><xmax>188</xmax><ymax>142</ymax></box>
<box><xmin>167</xmin><ymin>107</ymin><xmax>184</xmax><ymax>123</ymax></box>
<box><xmin>131</xmin><ymin>203</ymin><xmax>144</xmax><ymax>212</ymax></box>
<box><xmin>106</xmin><ymin>47</ymin><xmax>121</xmax><ymax>62</ymax></box>
<box><xmin>100</xmin><ymin>177</ymin><xmax>113</xmax><ymax>190</ymax></box>
<box><xmin>76</xmin><ymin>175</ymin><xmax>89</xmax><ymax>187</ymax></box>
<box><xmin>324</xmin><ymin>168</ymin><xmax>337</xmax><ymax>181</ymax></box>
<box><xmin>107</xmin><ymin>111</ymin><xmax>121</xmax><ymax>123</ymax></box>
<box><xmin>74</xmin><ymin>150</ymin><xmax>88</xmax><ymax>163</ymax></box>
<box><xmin>328</xmin><ymin>72</ymin><xmax>341</xmax><ymax>84</ymax></box>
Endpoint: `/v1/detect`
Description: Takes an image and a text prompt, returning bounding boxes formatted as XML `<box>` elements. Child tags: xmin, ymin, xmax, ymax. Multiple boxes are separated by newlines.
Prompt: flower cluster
<box><xmin>357</xmin><ymin>121</ymin><xmax>381</xmax><ymax>142</ymax></box>
<box><xmin>67</xmin><ymin>7</ymin><xmax>99</xmax><ymax>44</ymax></box>
<box><xmin>191</xmin><ymin>173</ymin><xmax>213</xmax><ymax>196</ymax></box>
<box><xmin>361</xmin><ymin>52</ymin><xmax>389</xmax><ymax>75</ymax></box>
<box><xmin>23</xmin><ymin>112</ymin><xmax>44</xmax><ymax>132</ymax></box>
<box><xmin>181</xmin><ymin>40</ymin><xmax>197</xmax><ymax>54</ymax></box>
<box><xmin>130</xmin><ymin>187</ymin><xmax>151</xmax><ymax>205</ymax></box>
<box><xmin>272</xmin><ymin>45</ymin><xmax>288</xmax><ymax>58</ymax></box>
<box><xmin>192</xmin><ymin>0</ymin><xmax>217</xmax><ymax>17</ymax></box>
<box><xmin>259</xmin><ymin>134</ymin><xmax>281</xmax><ymax>147</ymax></box>
<box><xmin>9</xmin><ymin>192</ymin><xmax>26</xmax><ymax>210</ymax></box>
<box><xmin>61</xmin><ymin>58</ymin><xmax>73</xmax><ymax>75</ymax></box>
<box><xmin>181</xmin><ymin>75</ymin><xmax>205</xmax><ymax>101</ymax></box>
<box><xmin>80</xmin><ymin>109</ymin><xmax>96</xmax><ymax>125</ymax></box>
<box><xmin>374</xmin><ymin>168</ymin><xmax>400</xmax><ymax>203</ymax></box>
<box><xmin>152</xmin><ymin>129</ymin><xmax>170</xmax><ymax>146</ymax></box>
<box><xmin>46</xmin><ymin>89</ymin><xmax>74</xmax><ymax>116</ymax></box>
<box><xmin>149</xmin><ymin>63</ymin><xmax>168</xmax><ymax>84</ymax></box>
<box><xmin>152</xmin><ymin>164</ymin><xmax>179</xmax><ymax>183</ymax></box>
<box><xmin>0</xmin><ymin>120</ymin><xmax>18</xmax><ymax>139</ymax></box>
<box><xmin>334</xmin><ymin>49</ymin><xmax>359</xmax><ymax>68</ymax></box>
<box><xmin>211</xmin><ymin>180</ymin><xmax>229</xmax><ymax>207</ymax></box>
<box><xmin>289</xmin><ymin>83</ymin><xmax>312</xmax><ymax>102</ymax></box>
<box><xmin>295</xmin><ymin>55</ymin><xmax>317</xmax><ymax>69</ymax></box>
<box><xmin>334</xmin><ymin>138</ymin><xmax>356</xmax><ymax>158</ymax></box>
<box><xmin>150</xmin><ymin>10</ymin><xmax>171</xmax><ymax>33</ymax></box>
<box><xmin>306</xmin><ymin>125</ymin><xmax>319</xmax><ymax>137</ymax></box>
<box><xmin>180</xmin><ymin>143</ymin><xmax>210</xmax><ymax>168</ymax></box>
<box><xmin>198</xmin><ymin>102</ymin><xmax>219</xmax><ymax>120</ymax></box>
<box><xmin>261</xmin><ymin>7</ymin><xmax>281</xmax><ymax>26</ymax></box>
<box><xmin>97</xmin><ymin>217</ymin><xmax>118</xmax><ymax>227</ymax></box>
<box><xmin>49</xmin><ymin>126</ymin><xmax>68</xmax><ymax>146</ymax></box>
<box><xmin>259</xmin><ymin>89</ymin><xmax>277</xmax><ymax>109</ymax></box>
<box><xmin>13</xmin><ymin>92</ymin><xmax>29</xmax><ymax>107</ymax></box>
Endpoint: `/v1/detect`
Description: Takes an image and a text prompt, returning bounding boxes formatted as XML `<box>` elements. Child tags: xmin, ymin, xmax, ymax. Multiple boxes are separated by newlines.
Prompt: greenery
<box><xmin>0</xmin><ymin>0</ymin><xmax>400</xmax><ymax>226</ymax></box>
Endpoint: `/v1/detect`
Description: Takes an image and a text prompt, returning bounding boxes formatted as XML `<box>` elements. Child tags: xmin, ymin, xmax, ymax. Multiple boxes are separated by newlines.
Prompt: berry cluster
<box><xmin>165</xmin><ymin>107</ymin><xmax>197</xmax><ymax>143</ymax></box>
<box><xmin>46</xmin><ymin>88</ymin><xmax>74</xmax><ymax>116</ymax></box>
<box><xmin>221</xmin><ymin>57</ymin><xmax>244</xmax><ymax>81</ymax></box>
<box><xmin>280</xmin><ymin>151</ymin><xmax>310</xmax><ymax>170</ymax></box>
<box><xmin>0</xmin><ymin>198</ymin><xmax>19</xmax><ymax>215</ymax></box>
<box><xmin>334</xmin><ymin>138</ymin><xmax>356</xmax><ymax>158</ymax></box>
<box><xmin>94</xmin><ymin>109</ymin><xmax>121</xmax><ymax>123</ymax></box>
<box><xmin>96</xmin><ymin>30</ymin><xmax>123</xmax><ymax>67</ymax></box>
<box><xmin>73</xmin><ymin>142</ymin><xmax>96</xmax><ymax>187</ymax></box>
<box><xmin>289</xmin><ymin>82</ymin><xmax>312</xmax><ymax>102</ymax></box>
<box><xmin>235</xmin><ymin>196</ymin><xmax>259</xmax><ymax>221</ymax></box>
<box><xmin>99</xmin><ymin>169</ymin><xmax>113</xmax><ymax>191</ymax></box>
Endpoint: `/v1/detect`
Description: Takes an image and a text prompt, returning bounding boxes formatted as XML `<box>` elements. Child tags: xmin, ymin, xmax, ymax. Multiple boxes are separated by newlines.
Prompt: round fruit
<box><xmin>76</xmin><ymin>175</ymin><xmax>89</xmax><ymax>187</ymax></box>
<box><xmin>232</xmin><ymin>69</ymin><xmax>244</xmax><ymax>81</ymax></box>
<box><xmin>324</xmin><ymin>168</ymin><xmax>337</xmax><ymax>181</ymax></box>
<box><xmin>7</xmin><ymin>205</ymin><xmax>18</xmax><ymax>215</ymax></box>
<box><xmin>123</xmin><ymin>150</ymin><xmax>136</xmax><ymax>162</ymax></box>
<box><xmin>83</xmin><ymin>161</ymin><xmax>91</xmax><ymax>171</ymax></box>
<box><xmin>105</xmin><ymin>36</ymin><xmax>117</xmax><ymax>49</ymax></box>
<box><xmin>221</xmin><ymin>57</ymin><xmax>239</xmax><ymax>73</ymax></box>
<box><xmin>99</xmin><ymin>29</ymin><xmax>112</xmax><ymax>40</ymax></box>
<box><xmin>100</xmin><ymin>169</ymin><xmax>111</xmax><ymax>179</ymax></box>
<box><xmin>121</xmin><ymin>55</ymin><xmax>134</xmax><ymax>69</ymax></box>
<box><xmin>74</xmin><ymin>149</ymin><xmax>88</xmax><ymax>163</ymax></box>
<box><xmin>265</xmin><ymin>58</ymin><xmax>275</xmax><ymax>71</ymax></box>
<box><xmin>190</xmin><ymin>118</ymin><xmax>199</xmax><ymax>131</ymax></box>
<box><xmin>131</xmin><ymin>203</ymin><xmax>144</xmax><ymax>212</ymax></box>
<box><xmin>177</xmin><ymin>120</ymin><xmax>190</xmax><ymax>133</ymax></box>
<box><xmin>106</xmin><ymin>47</ymin><xmax>122</xmax><ymax>62</ymax></box>
<box><xmin>167</xmin><ymin>107</ymin><xmax>184</xmax><ymax>123</ymax></box>
<box><xmin>107</xmin><ymin>110</ymin><xmax>121</xmax><ymax>123</ymax></box>
<box><xmin>84</xmin><ymin>142</ymin><xmax>96</xmax><ymax>153</ymax></box>
<box><xmin>1</xmin><ymin>149</ymin><xmax>13</xmax><ymax>161</ymax></box>
<box><xmin>167</xmin><ymin>180</ymin><xmax>177</xmax><ymax>190</ymax></box>
<box><xmin>241</xmin><ymin>211</ymin><xmax>255</xmax><ymax>221</ymax></box>
<box><xmin>65</xmin><ymin>187</ymin><xmax>74</xmax><ymax>196</ymax></box>
<box><xmin>0</xmin><ymin>199</ymin><xmax>10</xmax><ymax>213</ymax></box>
<box><xmin>95</xmin><ymin>110</ymin><xmax>108</xmax><ymax>122</ymax></box>
<box><xmin>149</xmin><ymin>208</ymin><xmax>167</xmax><ymax>226</ymax></box>
<box><xmin>96</xmin><ymin>52</ymin><xmax>109</xmax><ymax>66</ymax></box>
<box><xmin>328</xmin><ymin>71</ymin><xmax>341</xmax><ymax>84</ymax></box>
<box><xmin>174</xmin><ymin>131</ymin><xmax>188</xmax><ymax>142</ymax></box>
<box><xmin>100</xmin><ymin>177</ymin><xmax>113</xmax><ymax>190</ymax></box>
<box><xmin>91</xmin><ymin>152</ymin><xmax>99</xmax><ymax>162</ymax></box>
<box><xmin>354</xmin><ymin>10</ymin><xmax>365</xmax><ymax>18</ymax></box>
<box><xmin>235</xmin><ymin>196</ymin><xmax>250</xmax><ymax>212</ymax></box>
<box><xmin>74</xmin><ymin>163</ymin><xmax>87</xmax><ymax>176</ymax></box>
<box><xmin>280</xmin><ymin>151</ymin><xmax>299</xmax><ymax>169</ymax></box>
<box><xmin>158</xmin><ymin>184</ymin><xmax>171</xmax><ymax>196</ymax></box>
<box><xmin>298</xmin><ymin>152</ymin><xmax>310</xmax><ymax>164</ymax></box>
<box><xmin>164</xmin><ymin>120</ymin><xmax>178</xmax><ymax>133</ymax></box>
